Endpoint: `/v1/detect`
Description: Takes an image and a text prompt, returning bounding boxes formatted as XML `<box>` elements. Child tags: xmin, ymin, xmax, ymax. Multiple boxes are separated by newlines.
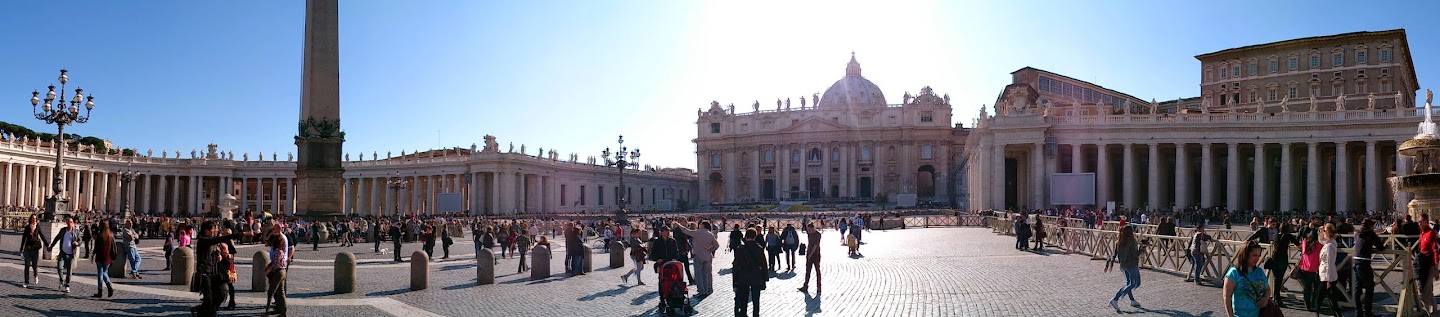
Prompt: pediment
<box><xmin>778</xmin><ymin>116</ymin><xmax>849</xmax><ymax>133</ymax></box>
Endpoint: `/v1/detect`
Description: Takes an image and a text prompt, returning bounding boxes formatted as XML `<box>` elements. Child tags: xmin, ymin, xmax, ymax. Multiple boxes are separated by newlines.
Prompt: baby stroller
<box><xmin>657</xmin><ymin>260</ymin><xmax>693</xmax><ymax>316</ymax></box>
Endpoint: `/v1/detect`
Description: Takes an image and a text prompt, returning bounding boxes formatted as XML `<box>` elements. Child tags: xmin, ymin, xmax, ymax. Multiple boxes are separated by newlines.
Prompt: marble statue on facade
<box><xmin>191</xmin><ymin>150</ymin><xmax>197</xmax><ymax>158</ymax></box>
<box><xmin>1121</xmin><ymin>100</ymin><xmax>1131</xmax><ymax>115</ymax></box>
<box><xmin>799</xmin><ymin>96</ymin><xmax>806</xmax><ymax>108</ymax></box>
<box><xmin>728</xmin><ymin>104</ymin><xmax>734</xmax><ymax>114</ymax></box>
<box><xmin>508</xmin><ymin>142</ymin><xmax>514</xmax><ymax>153</ymax></box>
<box><xmin>1330</xmin><ymin>93</ymin><xmax>1342</xmax><ymax>112</ymax></box>
<box><xmin>484</xmin><ymin>135</ymin><xmax>497</xmax><ymax>153</ymax></box>
<box><xmin>272</xmin><ymin>153</ymin><xmax>277</xmax><ymax>161</ymax></box>
<box><xmin>812</xmin><ymin>93</ymin><xmax>819</xmax><ymax>108</ymax></box>
<box><xmin>785</xmin><ymin>98</ymin><xmax>791</xmax><ymax>109</ymax></box>
<box><xmin>386</xmin><ymin>151</ymin><xmax>391</xmax><ymax>159</ymax></box>
<box><xmin>1367</xmin><ymin>93</ymin><xmax>1376</xmax><ymax>110</ymax></box>
<box><xmin>539</xmin><ymin>147</ymin><xmax>545</xmax><ymax>157</ymax></box>
<box><xmin>1149</xmin><ymin>99</ymin><xmax>1158</xmax><ymax>114</ymax></box>
<box><xmin>904</xmin><ymin>92</ymin><xmax>912</xmax><ymax>104</ymax></box>
<box><xmin>242</xmin><ymin>153</ymin><xmax>249</xmax><ymax>161</ymax></box>
<box><xmin>288</xmin><ymin>152</ymin><xmax>293</xmax><ymax>161</ymax></box>
<box><xmin>979</xmin><ymin>104</ymin><xmax>988</xmax><ymax>118</ymax></box>
<box><xmin>1427</xmin><ymin>89</ymin><xmax>1433</xmax><ymax>106</ymax></box>
<box><xmin>345</xmin><ymin>153</ymin><xmax>350</xmax><ymax>161</ymax></box>
<box><xmin>520</xmin><ymin>144</ymin><xmax>526</xmax><ymax>155</ymax></box>
<box><xmin>259</xmin><ymin>151</ymin><xmax>264</xmax><ymax>161</ymax></box>
<box><xmin>752</xmin><ymin>101</ymin><xmax>759</xmax><ymax>112</ymax></box>
<box><xmin>471</xmin><ymin>143</ymin><xmax>477</xmax><ymax>153</ymax></box>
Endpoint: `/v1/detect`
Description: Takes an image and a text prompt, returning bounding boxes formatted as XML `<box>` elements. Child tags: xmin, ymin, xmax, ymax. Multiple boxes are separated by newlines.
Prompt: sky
<box><xmin>1</xmin><ymin>1</ymin><xmax>1438</xmax><ymax>170</ymax></box>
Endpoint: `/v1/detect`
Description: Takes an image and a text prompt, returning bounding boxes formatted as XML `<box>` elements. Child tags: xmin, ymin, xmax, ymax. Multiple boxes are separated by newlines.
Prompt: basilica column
<box><xmin>1122</xmin><ymin>143</ymin><xmax>1136</xmax><ymax>210</ymax></box>
<box><xmin>1306</xmin><ymin>142</ymin><xmax>1321</xmax><ymax>212</ymax></box>
<box><xmin>1279</xmin><ymin>143</ymin><xmax>1294</xmax><ymax>212</ymax></box>
<box><xmin>1227</xmin><ymin>143</ymin><xmax>1241</xmax><ymax>210</ymax></box>
<box><xmin>839</xmin><ymin>144</ymin><xmax>851</xmax><ymax>198</ymax></box>
<box><xmin>777</xmin><ymin>146</ymin><xmax>789</xmax><ymax>199</ymax></box>
<box><xmin>1174</xmin><ymin>144</ymin><xmax>1190</xmax><ymax>209</ymax></box>
<box><xmin>1147</xmin><ymin>143</ymin><xmax>1161</xmax><ymax>211</ymax></box>
<box><xmin>161</xmin><ymin>175</ymin><xmax>172</xmax><ymax>214</ymax></box>
<box><xmin>751</xmin><ymin>150</ymin><xmax>762</xmax><ymax>200</ymax></box>
<box><xmin>821</xmin><ymin>145</ymin><xmax>831</xmax><ymax>199</ymax></box>
<box><xmin>1200</xmin><ymin>143</ymin><xmax>1214</xmax><ymax>208</ymax></box>
<box><xmin>1335</xmin><ymin>142</ymin><xmax>1351</xmax><ymax>212</ymax></box>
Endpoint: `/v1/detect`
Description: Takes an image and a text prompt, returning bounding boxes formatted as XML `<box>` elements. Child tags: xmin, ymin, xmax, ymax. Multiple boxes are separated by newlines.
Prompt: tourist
<box><xmin>1223</xmin><ymin>241</ymin><xmax>1270</xmax><ymax>317</ymax></box>
<box><xmin>162</xmin><ymin>230</ymin><xmax>174</xmax><ymax>271</ymax></box>
<box><xmin>732</xmin><ymin>228</ymin><xmax>768</xmax><ymax>317</ymax></box>
<box><xmin>671</xmin><ymin>224</ymin><xmax>695</xmax><ymax>284</ymax></box>
<box><xmin>623</xmin><ymin>228</ymin><xmax>648</xmax><ymax>285</ymax></box>
<box><xmin>565</xmin><ymin>223</ymin><xmax>585</xmax><ymax>276</ymax></box>
<box><xmin>20</xmin><ymin>215</ymin><xmax>45</xmax><ymax>288</ymax></box>
<box><xmin>121</xmin><ymin>220</ymin><xmax>143</xmax><ymax>279</ymax></box>
<box><xmin>838</xmin><ymin>218</ymin><xmax>849</xmax><ymax>244</ymax></box>
<box><xmin>780</xmin><ymin>224</ymin><xmax>799</xmax><ymax>272</ymax></box>
<box><xmin>310</xmin><ymin>221</ymin><xmax>322</xmax><ymax>251</ymax></box>
<box><xmin>374</xmin><ymin>221</ymin><xmax>383</xmax><ymax>253</ymax></box>
<box><xmin>727</xmin><ymin>224</ymin><xmax>742</xmax><ymax>253</ymax></box>
<box><xmin>264</xmin><ymin>233</ymin><xmax>289</xmax><ymax>316</ymax></box>
<box><xmin>1014</xmin><ymin>215</ymin><xmax>1031</xmax><ymax>251</ymax></box>
<box><xmin>421</xmin><ymin>224</ymin><xmax>436</xmax><ymax>260</ymax></box>
<box><xmin>1295</xmin><ymin>218</ymin><xmax>1323</xmax><ymax>312</ymax></box>
<box><xmin>498</xmin><ymin>227</ymin><xmax>511</xmax><ymax>259</ymax></box>
<box><xmin>1107</xmin><ymin>226</ymin><xmax>1142</xmax><ymax>311</ymax></box>
<box><xmin>515</xmin><ymin>229</ymin><xmax>531</xmax><ymax>272</ymax></box>
<box><xmin>1032</xmin><ymin>217</ymin><xmax>1047</xmax><ymax>250</ymax></box>
<box><xmin>764</xmin><ymin>227</ymin><xmax>781</xmax><ymax>272</ymax></box>
<box><xmin>506</xmin><ymin>228</ymin><xmax>519</xmax><ymax>259</ymax></box>
<box><xmin>1317</xmin><ymin>224</ymin><xmax>1346</xmax><ymax>316</ymax></box>
<box><xmin>797</xmin><ymin>222</ymin><xmax>822</xmax><ymax>295</ymax></box>
<box><xmin>648</xmin><ymin>226</ymin><xmax>680</xmax><ymax>272</ymax></box>
<box><xmin>194</xmin><ymin>220</ymin><xmax>240</xmax><ymax>316</ymax></box>
<box><xmin>678</xmin><ymin>221</ymin><xmax>719</xmax><ymax>295</ymax></box>
<box><xmin>440</xmin><ymin>223</ymin><xmax>453</xmax><ymax>259</ymax></box>
<box><xmin>92</xmin><ymin>220</ymin><xmax>115</xmax><ymax>298</ymax></box>
<box><xmin>1185</xmin><ymin>226</ymin><xmax>1215</xmax><ymax>285</ymax></box>
<box><xmin>80</xmin><ymin>220</ymin><xmax>92</xmax><ymax>259</ymax></box>
<box><xmin>390</xmin><ymin>223</ymin><xmax>404</xmax><ymax>262</ymax></box>
<box><xmin>481</xmin><ymin>226</ymin><xmax>496</xmax><ymax>263</ymax></box>
<box><xmin>1417</xmin><ymin>214</ymin><xmax>1439</xmax><ymax>314</ymax></box>
<box><xmin>1352</xmin><ymin>218</ymin><xmax>1383</xmax><ymax>317</ymax></box>
<box><xmin>222</xmin><ymin>220</ymin><xmax>239</xmax><ymax>309</ymax></box>
<box><xmin>47</xmin><ymin>217</ymin><xmax>80</xmax><ymax>293</ymax></box>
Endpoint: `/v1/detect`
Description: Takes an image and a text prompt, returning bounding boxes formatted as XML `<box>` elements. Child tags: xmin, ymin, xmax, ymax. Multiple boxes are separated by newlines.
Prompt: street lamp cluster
<box><xmin>387</xmin><ymin>171</ymin><xmax>410</xmax><ymax>216</ymax></box>
<box><xmin>601</xmin><ymin>135</ymin><xmax>640</xmax><ymax>223</ymax></box>
<box><xmin>28</xmin><ymin>69</ymin><xmax>96</xmax><ymax>221</ymax></box>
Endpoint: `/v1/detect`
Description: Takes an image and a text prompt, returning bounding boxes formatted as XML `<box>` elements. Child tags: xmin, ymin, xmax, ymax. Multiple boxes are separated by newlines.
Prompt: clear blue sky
<box><xmin>1</xmin><ymin>1</ymin><xmax>1437</xmax><ymax>170</ymax></box>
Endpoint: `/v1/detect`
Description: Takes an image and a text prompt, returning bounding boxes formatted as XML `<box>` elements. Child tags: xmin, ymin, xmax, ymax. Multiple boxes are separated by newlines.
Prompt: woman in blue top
<box><xmin>1224</xmin><ymin>241</ymin><xmax>1270</xmax><ymax>317</ymax></box>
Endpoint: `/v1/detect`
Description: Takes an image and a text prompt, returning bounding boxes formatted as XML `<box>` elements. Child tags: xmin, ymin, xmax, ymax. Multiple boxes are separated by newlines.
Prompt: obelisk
<box><xmin>294</xmin><ymin>0</ymin><xmax>345</xmax><ymax>220</ymax></box>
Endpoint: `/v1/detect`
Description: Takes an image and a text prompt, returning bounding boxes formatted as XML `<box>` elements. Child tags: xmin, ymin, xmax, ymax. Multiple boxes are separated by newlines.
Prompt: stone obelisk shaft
<box><xmin>294</xmin><ymin>0</ymin><xmax>345</xmax><ymax>220</ymax></box>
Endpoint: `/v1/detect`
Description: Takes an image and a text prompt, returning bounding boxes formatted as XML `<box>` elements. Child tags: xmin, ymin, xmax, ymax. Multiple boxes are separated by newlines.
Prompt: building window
<box><xmin>1220</xmin><ymin>94</ymin><xmax>1227</xmax><ymax>105</ymax></box>
<box><xmin>1232</xmin><ymin>93</ymin><xmax>1240</xmax><ymax>104</ymax></box>
<box><xmin>791</xmin><ymin>149</ymin><xmax>800</xmax><ymax>164</ymax></box>
<box><xmin>710</xmin><ymin>154</ymin><xmax>721</xmax><ymax>168</ymax></box>
<box><xmin>1248</xmin><ymin>63</ymin><xmax>1258</xmax><ymax>76</ymax></box>
<box><xmin>710</xmin><ymin>123</ymin><xmax>720</xmax><ymax>134</ymax></box>
<box><xmin>1356</xmin><ymin>81</ymin><xmax>1367</xmax><ymax>94</ymax></box>
<box><xmin>1332</xmin><ymin>83</ymin><xmax>1343</xmax><ymax>96</ymax></box>
<box><xmin>920</xmin><ymin>145</ymin><xmax>933</xmax><ymax>160</ymax></box>
<box><xmin>1038</xmin><ymin>77</ymin><xmax>1052</xmax><ymax>92</ymax></box>
<box><xmin>1287</xmin><ymin>86</ymin><xmax>1297</xmax><ymax>98</ymax></box>
<box><xmin>1310</xmin><ymin>55</ymin><xmax>1320</xmax><ymax>68</ymax></box>
<box><xmin>1267</xmin><ymin>88</ymin><xmax>1278</xmax><ymax>100</ymax></box>
<box><xmin>1288</xmin><ymin>57</ymin><xmax>1299</xmax><ymax>70</ymax></box>
<box><xmin>1309</xmin><ymin>86</ymin><xmax>1319</xmax><ymax>97</ymax></box>
<box><xmin>1381</xmin><ymin>68</ymin><xmax>1390</xmax><ymax>77</ymax></box>
<box><xmin>1332</xmin><ymin>53</ymin><xmax>1344</xmax><ymax>67</ymax></box>
<box><xmin>1358</xmin><ymin>69</ymin><xmax>1366</xmax><ymax>77</ymax></box>
<box><xmin>1334</xmin><ymin>71</ymin><xmax>1343</xmax><ymax>79</ymax></box>
<box><xmin>920</xmin><ymin>111</ymin><xmax>933</xmax><ymax>123</ymax></box>
<box><xmin>1381</xmin><ymin>49</ymin><xmax>1392</xmax><ymax>62</ymax></box>
<box><xmin>1357</xmin><ymin>50</ymin><xmax>1368</xmax><ymax>64</ymax></box>
<box><xmin>1220</xmin><ymin>67</ymin><xmax>1228</xmax><ymax>79</ymax></box>
<box><xmin>1248</xmin><ymin>91</ymin><xmax>1257</xmax><ymax>103</ymax></box>
<box><xmin>860</xmin><ymin>146</ymin><xmax>872</xmax><ymax>161</ymax></box>
<box><xmin>580</xmin><ymin>185</ymin><xmax>586</xmax><ymax>205</ymax></box>
<box><xmin>1383</xmin><ymin>80</ymin><xmax>1393</xmax><ymax>92</ymax></box>
<box><xmin>1205</xmin><ymin>69</ymin><xmax>1213</xmax><ymax>82</ymax></box>
<box><xmin>831</xmin><ymin>148</ymin><xmax>840</xmax><ymax>162</ymax></box>
<box><xmin>808</xmin><ymin>148</ymin><xmax>822</xmax><ymax>162</ymax></box>
<box><xmin>1231</xmin><ymin>66</ymin><xmax>1240</xmax><ymax>78</ymax></box>
<box><xmin>560</xmin><ymin>185</ymin><xmax>567</xmax><ymax>206</ymax></box>
<box><xmin>764</xmin><ymin>149</ymin><xmax>774</xmax><ymax>163</ymax></box>
<box><xmin>1268</xmin><ymin>60</ymin><xmax>1278</xmax><ymax>73</ymax></box>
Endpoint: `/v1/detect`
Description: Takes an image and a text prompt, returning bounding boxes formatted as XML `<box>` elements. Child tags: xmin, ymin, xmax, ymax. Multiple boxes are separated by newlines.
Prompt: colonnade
<box><xmin>0</xmin><ymin>162</ymin><xmax>219</xmax><ymax>214</ymax></box>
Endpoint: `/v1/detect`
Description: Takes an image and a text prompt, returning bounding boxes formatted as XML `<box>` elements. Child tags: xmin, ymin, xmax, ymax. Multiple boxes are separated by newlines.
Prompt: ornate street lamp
<box><xmin>117</xmin><ymin>168</ymin><xmax>139</xmax><ymax>218</ymax></box>
<box><xmin>29</xmin><ymin>69</ymin><xmax>95</xmax><ymax>221</ymax></box>
<box><xmin>387</xmin><ymin>171</ymin><xmax>409</xmax><ymax>217</ymax></box>
<box><xmin>602</xmin><ymin>135</ymin><xmax>640</xmax><ymax>223</ymax></box>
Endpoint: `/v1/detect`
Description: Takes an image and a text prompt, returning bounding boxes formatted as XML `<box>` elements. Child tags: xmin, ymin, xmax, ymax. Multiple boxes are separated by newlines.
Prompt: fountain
<box><xmin>1396</xmin><ymin>89</ymin><xmax>1440</xmax><ymax>220</ymax></box>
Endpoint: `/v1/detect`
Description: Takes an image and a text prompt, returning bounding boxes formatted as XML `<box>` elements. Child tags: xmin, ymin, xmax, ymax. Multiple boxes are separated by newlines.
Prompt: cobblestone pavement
<box><xmin>0</xmin><ymin>227</ymin><xmax>1332</xmax><ymax>316</ymax></box>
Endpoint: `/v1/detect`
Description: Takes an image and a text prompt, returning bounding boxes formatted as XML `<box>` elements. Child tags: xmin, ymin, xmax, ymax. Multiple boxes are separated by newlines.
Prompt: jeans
<box><xmin>766</xmin><ymin>247</ymin><xmax>781</xmax><ymax>271</ymax></box>
<box><xmin>95</xmin><ymin>263</ymin><xmax>112</xmax><ymax>294</ymax></box>
<box><xmin>127</xmin><ymin>247</ymin><xmax>142</xmax><ymax>276</ymax></box>
<box><xmin>1269</xmin><ymin>266</ymin><xmax>1288</xmax><ymax>305</ymax></box>
<box><xmin>569</xmin><ymin>254</ymin><xmax>585</xmax><ymax>275</ymax></box>
<box><xmin>1320</xmin><ymin>280</ymin><xmax>1346</xmax><ymax>316</ymax></box>
<box><xmin>628</xmin><ymin>257</ymin><xmax>645</xmax><ymax>283</ymax></box>
<box><xmin>22</xmin><ymin>250</ymin><xmax>40</xmax><ymax>285</ymax></box>
<box><xmin>783</xmin><ymin>248</ymin><xmax>796</xmax><ymax>270</ymax></box>
<box><xmin>1353</xmin><ymin>261</ymin><xmax>1375</xmax><ymax>316</ymax></box>
<box><xmin>517</xmin><ymin>252</ymin><xmax>529</xmax><ymax>272</ymax></box>
<box><xmin>1298</xmin><ymin>270</ymin><xmax>1320</xmax><ymax>310</ymax></box>
<box><xmin>265</xmin><ymin>270</ymin><xmax>287</xmax><ymax>312</ymax></box>
<box><xmin>1111</xmin><ymin>266</ymin><xmax>1141</xmax><ymax>302</ymax></box>
<box><xmin>1190</xmin><ymin>253</ymin><xmax>1207</xmax><ymax>283</ymax></box>
<box><xmin>694</xmin><ymin>259</ymin><xmax>713</xmax><ymax>294</ymax></box>
<box><xmin>56</xmin><ymin>252</ymin><xmax>75</xmax><ymax>288</ymax></box>
<box><xmin>734</xmin><ymin>284</ymin><xmax>762</xmax><ymax>317</ymax></box>
<box><xmin>800</xmin><ymin>256</ymin><xmax>821</xmax><ymax>290</ymax></box>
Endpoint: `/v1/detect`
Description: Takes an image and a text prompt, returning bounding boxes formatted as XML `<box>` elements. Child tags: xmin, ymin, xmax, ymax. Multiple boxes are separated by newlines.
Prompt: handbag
<box><xmin>227</xmin><ymin>263</ymin><xmax>238</xmax><ymax>283</ymax></box>
<box><xmin>798</xmin><ymin>243</ymin><xmax>807</xmax><ymax>256</ymax></box>
<box><xmin>1240</xmin><ymin>268</ymin><xmax>1284</xmax><ymax>317</ymax></box>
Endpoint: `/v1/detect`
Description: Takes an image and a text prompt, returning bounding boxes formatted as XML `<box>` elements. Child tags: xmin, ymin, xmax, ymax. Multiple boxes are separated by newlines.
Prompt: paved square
<box><xmin>0</xmin><ymin>227</ymin><xmax>1320</xmax><ymax>316</ymax></box>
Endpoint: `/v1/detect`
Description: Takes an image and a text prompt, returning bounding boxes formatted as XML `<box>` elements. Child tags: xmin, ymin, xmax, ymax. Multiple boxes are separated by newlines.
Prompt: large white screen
<box><xmin>1049</xmin><ymin>173</ymin><xmax>1096</xmax><ymax>205</ymax></box>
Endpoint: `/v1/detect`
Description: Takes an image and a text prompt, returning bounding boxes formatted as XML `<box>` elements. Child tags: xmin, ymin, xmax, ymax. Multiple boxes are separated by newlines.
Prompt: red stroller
<box><xmin>657</xmin><ymin>260</ymin><xmax>693</xmax><ymax>316</ymax></box>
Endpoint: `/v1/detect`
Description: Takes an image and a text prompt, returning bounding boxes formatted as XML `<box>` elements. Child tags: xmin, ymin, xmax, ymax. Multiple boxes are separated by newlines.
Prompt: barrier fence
<box><xmin>992</xmin><ymin>216</ymin><xmax>1426</xmax><ymax>316</ymax></box>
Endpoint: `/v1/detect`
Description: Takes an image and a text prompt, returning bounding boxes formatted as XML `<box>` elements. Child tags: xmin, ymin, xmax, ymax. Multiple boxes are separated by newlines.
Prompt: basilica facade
<box><xmin>694</xmin><ymin>54</ymin><xmax>968</xmax><ymax>206</ymax></box>
<box><xmin>966</xmin><ymin>29</ymin><xmax>1422</xmax><ymax>213</ymax></box>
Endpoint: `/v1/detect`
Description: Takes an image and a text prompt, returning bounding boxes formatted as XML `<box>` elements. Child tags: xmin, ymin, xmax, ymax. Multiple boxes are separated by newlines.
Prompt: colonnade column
<box><xmin>1147</xmin><ymin>143</ymin><xmax>1161</xmax><ymax>211</ymax></box>
<box><xmin>1306</xmin><ymin>142</ymin><xmax>1322</xmax><ymax>212</ymax></box>
<box><xmin>1279</xmin><ymin>144</ymin><xmax>1294</xmax><ymax>212</ymax></box>
<box><xmin>1072</xmin><ymin>144</ymin><xmax>1085</xmax><ymax>173</ymax></box>
<box><xmin>1174</xmin><ymin>144</ymin><xmax>1190</xmax><ymax>210</ymax></box>
<box><xmin>821</xmin><ymin>146</ymin><xmax>831</xmax><ymax>199</ymax></box>
<box><xmin>1096</xmin><ymin>144</ymin><xmax>1109</xmax><ymax>207</ymax></box>
<box><xmin>1365</xmin><ymin>141</ymin><xmax>1379</xmax><ymax>212</ymax></box>
<box><xmin>1199</xmin><ymin>143</ymin><xmax>1214</xmax><ymax>208</ymax></box>
<box><xmin>140</xmin><ymin>174</ymin><xmax>151</xmax><ymax>214</ymax></box>
<box><xmin>1</xmin><ymin>163</ymin><xmax>10</xmax><ymax>206</ymax></box>
<box><xmin>991</xmin><ymin>144</ymin><xmax>1005</xmax><ymax>209</ymax></box>
<box><xmin>1227</xmin><ymin>143</ymin><xmax>1241</xmax><ymax>211</ymax></box>
<box><xmin>1122</xmin><ymin>144</ymin><xmax>1136</xmax><ymax>210</ymax></box>
<box><xmin>1253</xmin><ymin>144</ymin><xmax>1268</xmax><ymax>212</ymax></box>
<box><xmin>1335</xmin><ymin>142</ymin><xmax>1351</xmax><ymax>212</ymax></box>
<box><xmin>97</xmin><ymin>172</ymin><xmax>109</xmax><ymax>212</ymax></box>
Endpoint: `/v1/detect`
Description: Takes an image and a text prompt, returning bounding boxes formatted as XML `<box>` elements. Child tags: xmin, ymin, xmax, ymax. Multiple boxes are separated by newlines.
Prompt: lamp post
<box><xmin>118</xmin><ymin>168</ymin><xmax>139</xmax><ymax>218</ymax></box>
<box><xmin>387</xmin><ymin>172</ymin><xmax>409</xmax><ymax>217</ymax></box>
<box><xmin>601</xmin><ymin>135</ymin><xmax>640</xmax><ymax>224</ymax></box>
<box><xmin>29</xmin><ymin>69</ymin><xmax>96</xmax><ymax>221</ymax></box>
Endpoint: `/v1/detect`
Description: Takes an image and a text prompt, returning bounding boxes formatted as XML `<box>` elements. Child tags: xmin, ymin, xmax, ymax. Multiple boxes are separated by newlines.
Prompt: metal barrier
<box><xmin>993</xmin><ymin>217</ymin><xmax>1424</xmax><ymax>316</ymax></box>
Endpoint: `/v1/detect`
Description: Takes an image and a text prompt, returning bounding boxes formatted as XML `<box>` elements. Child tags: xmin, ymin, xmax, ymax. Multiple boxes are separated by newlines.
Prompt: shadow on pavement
<box><xmin>1132</xmin><ymin>307</ymin><xmax>1215</xmax><ymax>317</ymax></box>
<box><xmin>578</xmin><ymin>285</ymin><xmax>634</xmax><ymax>301</ymax></box>
<box><xmin>805</xmin><ymin>291</ymin><xmax>822</xmax><ymax>316</ymax></box>
<box><xmin>364</xmin><ymin>288</ymin><xmax>408</xmax><ymax>297</ymax></box>
<box><xmin>628</xmin><ymin>291</ymin><xmax>658</xmax><ymax>306</ymax></box>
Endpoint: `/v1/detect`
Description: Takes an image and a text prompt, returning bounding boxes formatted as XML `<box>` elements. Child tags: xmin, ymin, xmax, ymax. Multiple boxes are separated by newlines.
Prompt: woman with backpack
<box><xmin>780</xmin><ymin>224</ymin><xmax>799</xmax><ymax>273</ymax></box>
<box><xmin>92</xmin><ymin>220</ymin><xmax>115</xmax><ymax>298</ymax></box>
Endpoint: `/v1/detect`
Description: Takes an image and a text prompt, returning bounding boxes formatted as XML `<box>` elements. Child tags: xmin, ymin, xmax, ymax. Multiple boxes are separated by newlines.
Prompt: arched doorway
<box><xmin>917</xmin><ymin>165</ymin><xmax>937</xmax><ymax>198</ymax></box>
<box><xmin>708</xmin><ymin>172</ymin><xmax>724</xmax><ymax>202</ymax></box>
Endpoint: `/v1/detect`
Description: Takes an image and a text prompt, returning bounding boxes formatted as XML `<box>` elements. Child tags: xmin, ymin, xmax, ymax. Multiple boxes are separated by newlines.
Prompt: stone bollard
<box><xmin>110</xmin><ymin>242</ymin><xmax>129</xmax><ymax>279</ymax></box>
<box><xmin>581</xmin><ymin>244</ymin><xmax>593</xmax><ymax>273</ymax></box>
<box><xmin>476</xmin><ymin>249</ymin><xmax>495</xmax><ymax>285</ymax></box>
<box><xmin>608</xmin><ymin>241</ymin><xmax>625</xmax><ymax>269</ymax></box>
<box><xmin>170</xmin><ymin>246</ymin><xmax>195</xmax><ymax>286</ymax></box>
<box><xmin>410</xmin><ymin>251</ymin><xmax>429</xmax><ymax>290</ymax></box>
<box><xmin>335</xmin><ymin>252</ymin><xmax>356</xmax><ymax>293</ymax></box>
<box><xmin>251</xmin><ymin>251</ymin><xmax>270</xmax><ymax>292</ymax></box>
<box><xmin>530</xmin><ymin>246</ymin><xmax>551</xmax><ymax>280</ymax></box>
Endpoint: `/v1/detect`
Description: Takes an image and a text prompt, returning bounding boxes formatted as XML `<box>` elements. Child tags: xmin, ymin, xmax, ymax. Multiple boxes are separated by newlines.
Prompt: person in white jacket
<box><xmin>1316</xmin><ymin>223</ymin><xmax>1345</xmax><ymax>316</ymax></box>
<box><xmin>676</xmin><ymin>221</ymin><xmax>720</xmax><ymax>296</ymax></box>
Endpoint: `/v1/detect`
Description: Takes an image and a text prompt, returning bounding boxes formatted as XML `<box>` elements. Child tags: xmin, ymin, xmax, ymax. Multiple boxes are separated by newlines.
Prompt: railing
<box><xmin>992</xmin><ymin>216</ymin><xmax>1425</xmax><ymax>315</ymax></box>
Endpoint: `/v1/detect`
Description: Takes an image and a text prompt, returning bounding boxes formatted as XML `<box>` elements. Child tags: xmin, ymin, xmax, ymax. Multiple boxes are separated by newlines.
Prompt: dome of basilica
<box><xmin>817</xmin><ymin>53</ymin><xmax>886</xmax><ymax>109</ymax></box>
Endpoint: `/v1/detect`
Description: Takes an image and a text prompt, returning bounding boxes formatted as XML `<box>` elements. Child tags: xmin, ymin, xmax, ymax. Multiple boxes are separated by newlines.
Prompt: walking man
<box><xmin>565</xmin><ymin>222</ymin><xmax>585</xmax><ymax>276</ymax></box>
<box><xmin>797</xmin><ymin>222</ymin><xmax>822</xmax><ymax>295</ymax></box>
<box><xmin>49</xmin><ymin>217</ymin><xmax>80</xmax><ymax>293</ymax></box>
<box><xmin>373</xmin><ymin>221</ymin><xmax>382</xmax><ymax>253</ymax></box>
<box><xmin>121</xmin><ymin>220</ymin><xmax>143</xmax><ymax>279</ymax></box>
<box><xmin>678</xmin><ymin>221</ymin><xmax>719</xmax><ymax>295</ymax></box>
<box><xmin>390</xmin><ymin>223</ymin><xmax>404</xmax><ymax>262</ymax></box>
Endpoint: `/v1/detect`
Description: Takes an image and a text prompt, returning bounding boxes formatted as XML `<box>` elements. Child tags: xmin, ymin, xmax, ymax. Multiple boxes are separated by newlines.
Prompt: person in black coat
<box><xmin>648</xmin><ymin>227</ymin><xmax>680</xmax><ymax>272</ymax></box>
<box><xmin>390</xmin><ymin>223</ymin><xmax>404</xmax><ymax>262</ymax></box>
<box><xmin>1248</xmin><ymin>218</ymin><xmax>1297</xmax><ymax>307</ymax></box>
<box><xmin>671</xmin><ymin>226</ymin><xmax>694</xmax><ymax>285</ymax></box>
<box><xmin>732</xmin><ymin>228</ymin><xmax>768</xmax><ymax>317</ymax></box>
<box><xmin>728</xmin><ymin>224</ymin><xmax>743</xmax><ymax>253</ymax></box>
